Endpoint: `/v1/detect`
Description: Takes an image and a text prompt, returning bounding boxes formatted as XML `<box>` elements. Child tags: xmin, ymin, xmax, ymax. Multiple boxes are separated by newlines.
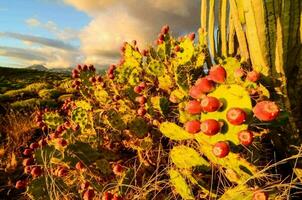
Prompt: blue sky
<box><xmin>0</xmin><ymin>0</ymin><xmax>200</xmax><ymax>68</ymax></box>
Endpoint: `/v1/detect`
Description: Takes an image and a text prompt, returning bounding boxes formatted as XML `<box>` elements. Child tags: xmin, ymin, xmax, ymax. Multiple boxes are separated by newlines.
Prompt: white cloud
<box><xmin>63</xmin><ymin>0</ymin><xmax>200</xmax><ymax>67</ymax></box>
<box><xmin>25</xmin><ymin>18</ymin><xmax>79</xmax><ymax>41</ymax></box>
<box><xmin>25</xmin><ymin>18</ymin><xmax>41</xmax><ymax>27</ymax></box>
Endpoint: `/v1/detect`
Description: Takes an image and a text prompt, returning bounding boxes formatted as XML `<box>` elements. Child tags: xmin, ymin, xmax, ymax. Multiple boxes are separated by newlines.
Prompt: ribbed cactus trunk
<box><xmin>200</xmin><ymin>0</ymin><xmax>302</xmax><ymax>160</ymax></box>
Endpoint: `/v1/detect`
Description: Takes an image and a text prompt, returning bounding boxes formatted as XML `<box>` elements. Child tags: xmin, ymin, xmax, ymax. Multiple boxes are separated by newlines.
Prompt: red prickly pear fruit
<box><xmin>113</xmin><ymin>163</ymin><xmax>123</xmax><ymax>176</ymax></box>
<box><xmin>157</xmin><ymin>39</ymin><xmax>164</xmax><ymax>45</ymax></box>
<box><xmin>15</xmin><ymin>180</ymin><xmax>27</xmax><ymax>189</ymax></box>
<box><xmin>209</xmin><ymin>65</ymin><xmax>226</xmax><ymax>83</ymax></box>
<box><xmin>238</xmin><ymin>130</ymin><xmax>254</xmax><ymax>146</ymax></box>
<box><xmin>24</xmin><ymin>166</ymin><xmax>32</xmax><ymax>174</ymax></box>
<box><xmin>188</xmin><ymin>32</ymin><xmax>195</xmax><ymax>41</ymax></box>
<box><xmin>137</xmin><ymin>107</ymin><xmax>147</xmax><ymax>116</ymax></box>
<box><xmin>77</xmin><ymin>64</ymin><xmax>82</xmax><ymax>71</ymax></box>
<box><xmin>142</xmin><ymin>49</ymin><xmax>149</xmax><ymax>56</ymax></box>
<box><xmin>113</xmin><ymin>194</ymin><xmax>124</xmax><ymax>200</ymax></box>
<box><xmin>158</xmin><ymin>33</ymin><xmax>165</xmax><ymax>41</ymax></box>
<box><xmin>73</xmin><ymin>80</ymin><xmax>81</xmax><ymax>86</ymax></box>
<box><xmin>212</xmin><ymin>141</ymin><xmax>230</xmax><ymax>158</ymax></box>
<box><xmin>195</xmin><ymin>77</ymin><xmax>215</xmax><ymax>93</ymax></box>
<box><xmin>72</xmin><ymin>69</ymin><xmax>79</xmax><ymax>74</ymax></box>
<box><xmin>38</xmin><ymin>139</ymin><xmax>47</xmax><ymax>147</ymax></box>
<box><xmin>200</xmin><ymin>96</ymin><xmax>221</xmax><ymax>112</ymax></box>
<box><xmin>132</xmin><ymin>40</ymin><xmax>137</xmax><ymax>46</ymax></box>
<box><xmin>30</xmin><ymin>142</ymin><xmax>39</xmax><ymax>150</ymax></box>
<box><xmin>189</xmin><ymin>85</ymin><xmax>205</xmax><ymax>99</ymax></box>
<box><xmin>234</xmin><ymin>68</ymin><xmax>245</xmax><ymax>78</ymax></box>
<box><xmin>174</xmin><ymin>45</ymin><xmax>181</xmax><ymax>52</ymax></box>
<box><xmin>72</xmin><ymin>124</ymin><xmax>80</xmax><ymax>131</ymax></box>
<box><xmin>103</xmin><ymin>192</ymin><xmax>113</xmax><ymax>200</ymax></box>
<box><xmin>161</xmin><ymin>25</ymin><xmax>169</xmax><ymax>34</ymax></box>
<box><xmin>185</xmin><ymin>120</ymin><xmax>201</xmax><ymax>134</ymax></box>
<box><xmin>31</xmin><ymin>166</ymin><xmax>42</xmax><ymax>177</ymax></box>
<box><xmin>72</xmin><ymin>73</ymin><xmax>80</xmax><ymax>79</ymax></box>
<box><xmin>185</xmin><ymin>100</ymin><xmax>202</xmax><ymax>114</ymax></box>
<box><xmin>88</xmin><ymin>64</ymin><xmax>95</xmax><ymax>71</ymax></box>
<box><xmin>23</xmin><ymin>148</ymin><xmax>32</xmax><ymax>156</ymax></box>
<box><xmin>226</xmin><ymin>108</ymin><xmax>247</xmax><ymax>125</ymax></box>
<box><xmin>253</xmin><ymin>190</ymin><xmax>268</xmax><ymax>200</ymax></box>
<box><xmin>89</xmin><ymin>76</ymin><xmax>96</xmax><ymax>83</ymax></box>
<box><xmin>83</xmin><ymin>65</ymin><xmax>88</xmax><ymax>71</ymax></box>
<box><xmin>108</xmin><ymin>64</ymin><xmax>116</xmax><ymax>72</ymax></box>
<box><xmin>134</xmin><ymin>86</ymin><xmax>143</xmax><ymax>94</ymax></box>
<box><xmin>75</xmin><ymin>161</ymin><xmax>85</xmax><ymax>171</ymax></box>
<box><xmin>58</xmin><ymin>167</ymin><xmax>68</xmax><ymax>177</ymax></box>
<box><xmin>83</xmin><ymin>189</ymin><xmax>95</xmax><ymax>200</ymax></box>
<box><xmin>80</xmin><ymin>182</ymin><xmax>90</xmax><ymax>190</ymax></box>
<box><xmin>253</xmin><ymin>101</ymin><xmax>279</xmax><ymax>121</ymax></box>
<box><xmin>246</xmin><ymin>70</ymin><xmax>260</xmax><ymax>82</ymax></box>
<box><xmin>108</xmin><ymin>73</ymin><xmax>115</xmax><ymax>79</ymax></box>
<box><xmin>135</xmin><ymin>96</ymin><xmax>146</xmax><ymax>105</ymax></box>
<box><xmin>139</xmin><ymin>82</ymin><xmax>147</xmax><ymax>89</ymax></box>
<box><xmin>58</xmin><ymin>138</ymin><xmax>68</xmax><ymax>147</ymax></box>
<box><xmin>200</xmin><ymin>119</ymin><xmax>221</xmax><ymax>136</ymax></box>
<box><xmin>96</xmin><ymin>75</ymin><xmax>103</xmax><ymax>82</ymax></box>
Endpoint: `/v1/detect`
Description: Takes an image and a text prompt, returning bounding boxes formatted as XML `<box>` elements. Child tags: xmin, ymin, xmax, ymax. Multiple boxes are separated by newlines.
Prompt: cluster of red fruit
<box><xmin>134</xmin><ymin>82</ymin><xmax>148</xmax><ymax>116</ymax></box>
<box><xmin>184</xmin><ymin>65</ymin><xmax>280</xmax><ymax>158</ymax></box>
<box><xmin>71</xmin><ymin>64</ymin><xmax>98</xmax><ymax>89</ymax></box>
<box><xmin>107</xmin><ymin>64</ymin><xmax>116</xmax><ymax>80</ymax></box>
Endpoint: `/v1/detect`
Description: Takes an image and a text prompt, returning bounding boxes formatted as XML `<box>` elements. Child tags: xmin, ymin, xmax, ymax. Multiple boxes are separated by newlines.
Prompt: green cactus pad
<box><xmin>168</xmin><ymin>169</ymin><xmax>194</xmax><ymax>200</ymax></box>
<box><xmin>128</xmin><ymin>117</ymin><xmax>148</xmax><ymax>138</ymax></box>
<box><xmin>160</xmin><ymin>122</ymin><xmax>193</xmax><ymax>140</ymax></box>
<box><xmin>94</xmin><ymin>85</ymin><xmax>109</xmax><ymax>104</ymax></box>
<box><xmin>26</xmin><ymin>176</ymin><xmax>49</xmax><ymax>200</ymax></box>
<box><xmin>170</xmin><ymin>145</ymin><xmax>210</xmax><ymax>169</ymax></box>
<box><xmin>219</xmin><ymin>185</ymin><xmax>253</xmax><ymax>200</ymax></box>
<box><xmin>170</xmin><ymin>89</ymin><xmax>187</xmax><ymax>103</ymax></box>
<box><xmin>75</xmin><ymin>100</ymin><xmax>92</xmax><ymax>110</ymax></box>
<box><xmin>96</xmin><ymin>159</ymin><xmax>112</xmax><ymax>175</ymax></box>
<box><xmin>146</xmin><ymin>60</ymin><xmax>165</xmax><ymax>77</ymax></box>
<box><xmin>71</xmin><ymin>107</ymin><xmax>89</xmax><ymax>129</ymax></box>
<box><xmin>65</xmin><ymin>141</ymin><xmax>101</xmax><ymax>165</ymax></box>
<box><xmin>106</xmin><ymin>109</ymin><xmax>127</xmax><ymax>130</ymax></box>
<box><xmin>175</xmin><ymin>65</ymin><xmax>190</xmax><ymax>92</ymax></box>
<box><xmin>158</xmin><ymin>74</ymin><xmax>174</xmax><ymax>91</ymax></box>
<box><xmin>43</xmin><ymin>112</ymin><xmax>64</xmax><ymax>130</ymax></box>
<box><xmin>175</xmin><ymin>38</ymin><xmax>194</xmax><ymax>66</ymax></box>
<box><xmin>199</xmin><ymin>84</ymin><xmax>252</xmax><ymax>145</ymax></box>
<box><xmin>34</xmin><ymin>145</ymin><xmax>61</xmax><ymax>165</ymax></box>
<box><xmin>151</xmin><ymin>96</ymin><xmax>170</xmax><ymax>115</ymax></box>
<box><xmin>221</xmin><ymin>57</ymin><xmax>242</xmax><ymax>84</ymax></box>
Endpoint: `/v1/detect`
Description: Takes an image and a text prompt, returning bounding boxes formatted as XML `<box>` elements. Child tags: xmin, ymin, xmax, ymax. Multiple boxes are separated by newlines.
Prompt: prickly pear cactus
<box><xmin>17</xmin><ymin>26</ymin><xmax>284</xmax><ymax>200</ymax></box>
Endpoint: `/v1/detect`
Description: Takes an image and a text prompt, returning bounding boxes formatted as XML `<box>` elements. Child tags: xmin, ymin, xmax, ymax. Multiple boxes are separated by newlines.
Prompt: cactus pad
<box><xmin>170</xmin><ymin>145</ymin><xmax>210</xmax><ymax>169</ymax></box>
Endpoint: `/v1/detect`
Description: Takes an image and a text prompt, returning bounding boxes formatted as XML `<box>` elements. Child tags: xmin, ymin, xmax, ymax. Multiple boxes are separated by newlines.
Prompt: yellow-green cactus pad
<box><xmin>170</xmin><ymin>145</ymin><xmax>210</xmax><ymax>169</ymax></box>
<box><xmin>168</xmin><ymin>169</ymin><xmax>194</xmax><ymax>200</ymax></box>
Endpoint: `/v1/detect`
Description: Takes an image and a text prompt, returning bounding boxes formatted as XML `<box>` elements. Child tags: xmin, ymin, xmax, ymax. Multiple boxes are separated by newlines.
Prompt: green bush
<box><xmin>38</xmin><ymin>89</ymin><xmax>61</xmax><ymax>99</ymax></box>
<box><xmin>4</xmin><ymin>88</ymin><xmax>35</xmax><ymax>98</ymax></box>
<box><xmin>10</xmin><ymin>98</ymin><xmax>41</xmax><ymax>109</ymax></box>
<box><xmin>25</xmin><ymin>82</ymin><xmax>51</xmax><ymax>93</ymax></box>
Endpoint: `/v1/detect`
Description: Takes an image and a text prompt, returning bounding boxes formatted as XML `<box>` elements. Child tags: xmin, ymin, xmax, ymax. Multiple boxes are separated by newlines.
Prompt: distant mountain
<box><xmin>26</xmin><ymin>64</ymin><xmax>48</xmax><ymax>71</ymax></box>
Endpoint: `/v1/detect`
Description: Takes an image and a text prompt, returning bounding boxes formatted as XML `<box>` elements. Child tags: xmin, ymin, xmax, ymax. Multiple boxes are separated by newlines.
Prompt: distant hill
<box><xmin>26</xmin><ymin>64</ymin><xmax>48</xmax><ymax>71</ymax></box>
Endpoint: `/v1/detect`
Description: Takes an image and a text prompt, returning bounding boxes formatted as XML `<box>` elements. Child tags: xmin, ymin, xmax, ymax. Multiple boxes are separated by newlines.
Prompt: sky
<box><xmin>0</xmin><ymin>0</ymin><xmax>200</xmax><ymax>69</ymax></box>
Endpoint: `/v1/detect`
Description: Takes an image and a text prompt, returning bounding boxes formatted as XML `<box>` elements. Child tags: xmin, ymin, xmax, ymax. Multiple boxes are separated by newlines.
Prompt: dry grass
<box><xmin>0</xmin><ymin>110</ymin><xmax>37</xmax><ymax>171</ymax></box>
